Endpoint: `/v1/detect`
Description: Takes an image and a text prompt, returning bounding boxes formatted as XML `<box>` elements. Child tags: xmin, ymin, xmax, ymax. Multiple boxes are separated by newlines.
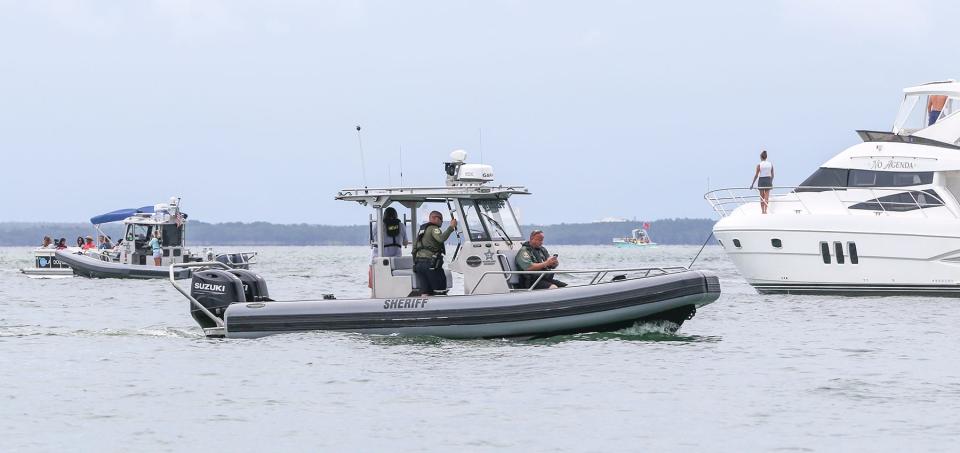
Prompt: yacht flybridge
<box><xmin>706</xmin><ymin>80</ymin><xmax>960</xmax><ymax>295</ymax></box>
<box><xmin>171</xmin><ymin>151</ymin><xmax>721</xmax><ymax>339</ymax></box>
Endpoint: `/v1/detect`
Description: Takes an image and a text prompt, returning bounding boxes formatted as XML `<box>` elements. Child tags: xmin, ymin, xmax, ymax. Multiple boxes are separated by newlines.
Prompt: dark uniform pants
<box><xmin>414</xmin><ymin>258</ymin><xmax>447</xmax><ymax>295</ymax></box>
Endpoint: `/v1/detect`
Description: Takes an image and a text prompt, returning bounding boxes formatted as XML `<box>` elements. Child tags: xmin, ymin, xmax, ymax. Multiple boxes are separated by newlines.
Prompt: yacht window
<box><xmin>820</xmin><ymin>241</ymin><xmax>831</xmax><ymax>264</ymax></box>
<box><xmin>798</xmin><ymin>167</ymin><xmax>933</xmax><ymax>191</ymax></box>
<box><xmin>849</xmin><ymin>170</ymin><xmax>876</xmax><ymax>187</ymax></box>
<box><xmin>797</xmin><ymin>168</ymin><xmax>848</xmax><ymax>192</ymax></box>
<box><xmin>848</xmin><ymin>242</ymin><xmax>859</xmax><ymax>264</ymax></box>
<box><xmin>848</xmin><ymin>189</ymin><xmax>944</xmax><ymax>212</ymax></box>
<box><xmin>732</xmin><ymin>239</ymin><xmax>741</xmax><ymax>248</ymax></box>
<box><xmin>848</xmin><ymin>170</ymin><xmax>932</xmax><ymax>187</ymax></box>
<box><xmin>717</xmin><ymin>239</ymin><xmax>724</xmax><ymax>248</ymax></box>
<box><xmin>834</xmin><ymin>242</ymin><xmax>845</xmax><ymax>264</ymax></box>
<box><xmin>771</xmin><ymin>238</ymin><xmax>782</xmax><ymax>248</ymax></box>
<box><xmin>466</xmin><ymin>199</ymin><xmax>523</xmax><ymax>241</ymax></box>
<box><xmin>458</xmin><ymin>201</ymin><xmax>490</xmax><ymax>241</ymax></box>
<box><xmin>894</xmin><ymin>94</ymin><xmax>960</xmax><ymax>134</ymax></box>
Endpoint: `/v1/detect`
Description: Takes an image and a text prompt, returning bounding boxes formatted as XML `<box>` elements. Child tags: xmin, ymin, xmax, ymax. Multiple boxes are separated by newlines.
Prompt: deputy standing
<box><xmin>413</xmin><ymin>210</ymin><xmax>458</xmax><ymax>296</ymax></box>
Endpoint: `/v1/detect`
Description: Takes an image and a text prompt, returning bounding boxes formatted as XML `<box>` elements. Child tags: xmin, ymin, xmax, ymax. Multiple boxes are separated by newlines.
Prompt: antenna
<box><xmin>355</xmin><ymin>125</ymin><xmax>368</xmax><ymax>187</ymax></box>
<box><xmin>479</xmin><ymin>128</ymin><xmax>483</xmax><ymax>164</ymax></box>
<box><xmin>399</xmin><ymin>144</ymin><xmax>404</xmax><ymax>187</ymax></box>
<box><xmin>388</xmin><ymin>163</ymin><xmax>392</xmax><ymax>186</ymax></box>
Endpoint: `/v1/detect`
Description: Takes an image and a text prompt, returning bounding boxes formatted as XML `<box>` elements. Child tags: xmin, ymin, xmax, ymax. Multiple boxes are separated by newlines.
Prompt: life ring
<box><xmin>76</xmin><ymin>236</ymin><xmax>85</xmax><ymax>247</ymax></box>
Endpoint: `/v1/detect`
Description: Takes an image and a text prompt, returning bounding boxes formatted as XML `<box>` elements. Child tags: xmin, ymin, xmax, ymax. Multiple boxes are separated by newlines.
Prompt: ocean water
<box><xmin>1</xmin><ymin>245</ymin><xmax>958</xmax><ymax>452</ymax></box>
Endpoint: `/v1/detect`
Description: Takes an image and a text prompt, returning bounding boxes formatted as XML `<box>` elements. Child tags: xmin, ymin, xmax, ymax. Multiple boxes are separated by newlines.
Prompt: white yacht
<box><xmin>705</xmin><ymin>80</ymin><xmax>960</xmax><ymax>295</ymax></box>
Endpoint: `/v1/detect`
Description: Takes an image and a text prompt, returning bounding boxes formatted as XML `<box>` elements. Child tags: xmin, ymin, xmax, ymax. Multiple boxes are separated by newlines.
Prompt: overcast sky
<box><xmin>2</xmin><ymin>0</ymin><xmax>959</xmax><ymax>225</ymax></box>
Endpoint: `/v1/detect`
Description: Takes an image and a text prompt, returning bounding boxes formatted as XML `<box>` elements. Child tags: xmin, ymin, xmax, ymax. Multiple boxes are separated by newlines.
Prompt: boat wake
<box><xmin>0</xmin><ymin>324</ymin><xmax>203</xmax><ymax>339</ymax></box>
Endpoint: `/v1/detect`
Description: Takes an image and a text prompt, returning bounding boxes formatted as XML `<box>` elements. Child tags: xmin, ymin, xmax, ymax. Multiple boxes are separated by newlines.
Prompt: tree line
<box><xmin>0</xmin><ymin>218</ymin><xmax>715</xmax><ymax>246</ymax></box>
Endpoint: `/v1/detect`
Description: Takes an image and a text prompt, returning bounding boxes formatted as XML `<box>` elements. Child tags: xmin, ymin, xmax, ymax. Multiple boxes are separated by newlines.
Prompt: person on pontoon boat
<box><xmin>516</xmin><ymin>230</ymin><xmax>567</xmax><ymax>290</ymax></box>
<box><xmin>98</xmin><ymin>235</ymin><xmax>113</xmax><ymax>250</ymax></box>
<box><xmin>412</xmin><ymin>210</ymin><xmax>457</xmax><ymax>296</ymax></box>
<box><xmin>56</xmin><ymin>238</ymin><xmax>67</xmax><ymax>250</ymax></box>
<box><xmin>41</xmin><ymin>236</ymin><xmax>53</xmax><ymax>248</ymax></box>
<box><xmin>81</xmin><ymin>236</ymin><xmax>96</xmax><ymax>250</ymax></box>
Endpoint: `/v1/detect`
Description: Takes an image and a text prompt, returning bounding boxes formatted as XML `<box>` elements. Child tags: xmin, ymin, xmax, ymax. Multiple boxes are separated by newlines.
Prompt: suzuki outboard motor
<box><xmin>228</xmin><ymin>269</ymin><xmax>271</xmax><ymax>302</ymax></box>
<box><xmin>189</xmin><ymin>269</ymin><xmax>245</xmax><ymax>328</ymax></box>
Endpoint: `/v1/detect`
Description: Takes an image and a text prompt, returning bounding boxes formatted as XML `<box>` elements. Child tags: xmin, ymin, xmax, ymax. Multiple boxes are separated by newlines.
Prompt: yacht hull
<box><xmin>714</xmin><ymin>213</ymin><xmax>960</xmax><ymax>296</ymax></box>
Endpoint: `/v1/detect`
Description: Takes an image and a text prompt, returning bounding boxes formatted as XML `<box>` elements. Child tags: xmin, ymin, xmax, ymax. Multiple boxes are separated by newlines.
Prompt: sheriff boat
<box><xmin>170</xmin><ymin>151</ymin><xmax>721</xmax><ymax>339</ymax></box>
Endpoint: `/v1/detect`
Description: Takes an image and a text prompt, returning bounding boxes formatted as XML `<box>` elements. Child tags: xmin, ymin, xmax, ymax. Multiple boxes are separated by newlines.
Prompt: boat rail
<box><xmin>169</xmin><ymin>261</ymin><xmax>232</xmax><ymax>336</ymax></box>
<box><xmin>470</xmin><ymin>265</ymin><xmax>689</xmax><ymax>295</ymax></box>
<box><xmin>704</xmin><ymin>186</ymin><xmax>952</xmax><ymax>218</ymax></box>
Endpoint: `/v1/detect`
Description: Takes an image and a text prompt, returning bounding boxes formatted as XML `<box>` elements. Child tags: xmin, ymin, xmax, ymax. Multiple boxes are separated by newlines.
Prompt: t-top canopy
<box><xmin>90</xmin><ymin>206</ymin><xmax>155</xmax><ymax>225</ymax></box>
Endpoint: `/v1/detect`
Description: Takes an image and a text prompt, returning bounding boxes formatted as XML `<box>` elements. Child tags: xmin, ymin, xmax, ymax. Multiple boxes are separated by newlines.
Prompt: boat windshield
<box><xmin>460</xmin><ymin>199</ymin><xmax>523</xmax><ymax>241</ymax></box>
<box><xmin>125</xmin><ymin>224</ymin><xmax>155</xmax><ymax>245</ymax></box>
<box><xmin>893</xmin><ymin>93</ymin><xmax>960</xmax><ymax>135</ymax></box>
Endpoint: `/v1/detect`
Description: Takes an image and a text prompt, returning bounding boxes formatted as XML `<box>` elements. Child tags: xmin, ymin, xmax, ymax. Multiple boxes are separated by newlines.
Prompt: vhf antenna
<box><xmin>355</xmin><ymin>125</ymin><xmax>368</xmax><ymax>187</ymax></box>
<box><xmin>479</xmin><ymin>128</ymin><xmax>483</xmax><ymax>164</ymax></box>
<box><xmin>399</xmin><ymin>144</ymin><xmax>405</xmax><ymax>187</ymax></box>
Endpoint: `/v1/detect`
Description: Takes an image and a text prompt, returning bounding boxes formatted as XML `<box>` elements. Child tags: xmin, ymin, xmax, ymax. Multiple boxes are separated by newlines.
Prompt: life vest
<box><xmin>413</xmin><ymin>222</ymin><xmax>446</xmax><ymax>257</ymax></box>
<box><xmin>383</xmin><ymin>218</ymin><xmax>402</xmax><ymax>248</ymax></box>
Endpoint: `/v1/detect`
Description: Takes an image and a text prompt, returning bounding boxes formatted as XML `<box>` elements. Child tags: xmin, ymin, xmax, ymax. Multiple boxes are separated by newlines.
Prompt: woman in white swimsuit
<box><xmin>750</xmin><ymin>150</ymin><xmax>774</xmax><ymax>214</ymax></box>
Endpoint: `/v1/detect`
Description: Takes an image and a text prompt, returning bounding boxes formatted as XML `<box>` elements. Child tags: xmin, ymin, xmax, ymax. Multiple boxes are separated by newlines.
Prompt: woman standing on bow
<box><xmin>750</xmin><ymin>150</ymin><xmax>774</xmax><ymax>214</ymax></box>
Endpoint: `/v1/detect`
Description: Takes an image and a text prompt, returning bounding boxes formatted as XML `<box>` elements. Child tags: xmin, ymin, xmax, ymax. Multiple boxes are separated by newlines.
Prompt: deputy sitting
<box><xmin>516</xmin><ymin>230</ymin><xmax>567</xmax><ymax>289</ymax></box>
<box><xmin>412</xmin><ymin>210</ymin><xmax>458</xmax><ymax>296</ymax></box>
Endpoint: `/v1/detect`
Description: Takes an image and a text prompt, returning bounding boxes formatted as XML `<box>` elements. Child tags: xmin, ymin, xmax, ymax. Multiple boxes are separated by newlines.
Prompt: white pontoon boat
<box><xmin>21</xmin><ymin>247</ymin><xmax>77</xmax><ymax>278</ymax></box>
<box><xmin>613</xmin><ymin>227</ymin><xmax>656</xmax><ymax>248</ymax></box>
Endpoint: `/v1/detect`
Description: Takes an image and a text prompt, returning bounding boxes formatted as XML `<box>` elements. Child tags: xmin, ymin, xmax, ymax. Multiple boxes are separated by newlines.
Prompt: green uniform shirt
<box><xmin>414</xmin><ymin>224</ymin><xmax>455</xmax><ymax>259</ymax></box>
<box><xmin>516</xmin><ymin>242</ymin><xmax>551</xmax><ymax>270</ymax></box>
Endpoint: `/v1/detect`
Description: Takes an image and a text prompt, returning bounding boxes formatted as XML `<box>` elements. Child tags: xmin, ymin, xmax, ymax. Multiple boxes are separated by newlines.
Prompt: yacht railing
<box><xmin>469</xmin><ymin>266</ymin><xmax>689</xmax><ymax>295</ymax></box>
<box><xmin>704</xmin><ymin>186</ymin><xmax>952</xmax><ymax>218</ymax></box>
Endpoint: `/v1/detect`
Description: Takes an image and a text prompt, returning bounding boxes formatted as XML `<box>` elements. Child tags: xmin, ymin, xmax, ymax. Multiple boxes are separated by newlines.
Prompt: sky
<box><xmin>2</xmin><ymin>0</ymin><xmax>959</xmax><ymax>225</ymax></box>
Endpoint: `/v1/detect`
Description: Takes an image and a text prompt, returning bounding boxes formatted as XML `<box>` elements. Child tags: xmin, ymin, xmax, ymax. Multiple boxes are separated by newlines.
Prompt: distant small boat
<box><xmin>613</xmin><ymin>227</ymin><xmax>656</xmax><ymax>248</ymax></box>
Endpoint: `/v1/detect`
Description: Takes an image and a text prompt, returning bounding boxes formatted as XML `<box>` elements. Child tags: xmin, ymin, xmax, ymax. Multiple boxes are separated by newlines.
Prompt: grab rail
<box><xmin>704</xmin><ymin>186</ymin><xmax>952</xmax><ymax>218</ymax></box>
<box><xmin>169</xmin><ymin>261</ymin><xmax>233</xmax><ymax>336</ymax></box>
<box><xmin>469</xmin><ymin>266</ymin><xmax>689</xmax><ymax>295</ymax></box>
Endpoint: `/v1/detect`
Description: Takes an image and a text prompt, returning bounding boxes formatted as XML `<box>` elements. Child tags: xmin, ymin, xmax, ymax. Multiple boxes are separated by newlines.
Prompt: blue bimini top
<box><xmin>90</xmin><ymin>206</ymin><xmax>155</xmax><ymax>225</ymax></box>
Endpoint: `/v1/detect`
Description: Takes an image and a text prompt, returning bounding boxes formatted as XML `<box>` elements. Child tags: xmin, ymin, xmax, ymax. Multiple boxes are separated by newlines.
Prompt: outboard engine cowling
<box><xmin>228</xmin><ymin>269</ymin><xmax>271</xmax><ymax>302</ymax></box>
<box><xmin>190</xmin><ymin>269</ymin><xmax>245</xmax><ymax>328</ymax></box>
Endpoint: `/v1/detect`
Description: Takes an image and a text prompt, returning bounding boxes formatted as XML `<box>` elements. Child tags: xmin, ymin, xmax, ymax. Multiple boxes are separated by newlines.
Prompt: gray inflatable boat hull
<box><xmin>222</xmin><ymin>270</ymin><xmax>721</xmax><ymax>339</ymax></box>
<box><xmin>55</xmin><ymin>251</ymin><xmax>192</xmax><ymax>280</ymax></box>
